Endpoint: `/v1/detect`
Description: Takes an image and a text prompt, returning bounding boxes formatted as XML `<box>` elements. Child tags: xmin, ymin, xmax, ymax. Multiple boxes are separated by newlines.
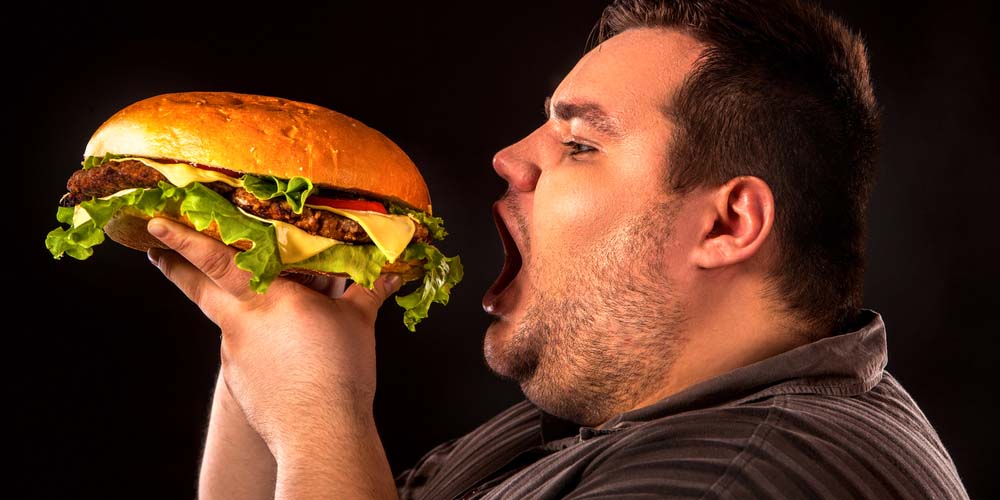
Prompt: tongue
<box><xmin>483</xmin><ymin>204</ymin><xmax>522</xmax><ymax>312</ymax></box>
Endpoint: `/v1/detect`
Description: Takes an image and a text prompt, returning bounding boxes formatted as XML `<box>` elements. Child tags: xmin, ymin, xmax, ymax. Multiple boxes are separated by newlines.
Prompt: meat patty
<box><xmin>231</xmin><ymin>188</ymin><xmax>429</xmax><ymax>243</ymax></box>
<box><xmin>60</xmin><ymin>160</ymin><xmax>167</xmax><ymax>206</ymax></box>
<box><xmin>59</xmin><ymin>160</ymin><xmax>430</xmax><ymax>244</ymax></box>
<box><xmin>231</xmin><ymin>188</ymin><xmax>371</xmax><ymax>242</ymax></box>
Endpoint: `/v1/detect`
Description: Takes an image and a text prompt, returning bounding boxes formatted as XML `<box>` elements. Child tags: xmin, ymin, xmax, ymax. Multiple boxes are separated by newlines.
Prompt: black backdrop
<box><xmin>15</xmin><ymin>2</ymin><xmax>995</xmax><ymax>498</ymax></box>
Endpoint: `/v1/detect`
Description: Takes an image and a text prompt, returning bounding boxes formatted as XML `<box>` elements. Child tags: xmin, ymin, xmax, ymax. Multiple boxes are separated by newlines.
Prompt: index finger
<box><xmin>147</xmin><ymin>217</ymin><xmax>258</xmax><ymax>302</ymax></box>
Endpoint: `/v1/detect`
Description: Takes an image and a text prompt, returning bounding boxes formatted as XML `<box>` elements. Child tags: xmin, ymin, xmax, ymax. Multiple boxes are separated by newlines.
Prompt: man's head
<box><xmin>483</xmin><ymin>0</ymin><xmax>878</xmax><ymax>425</ymax></box>
<box><xmin>597</xmin><ymin>0</ymin><xmax>880</xmax><ymax>335</ymax></box>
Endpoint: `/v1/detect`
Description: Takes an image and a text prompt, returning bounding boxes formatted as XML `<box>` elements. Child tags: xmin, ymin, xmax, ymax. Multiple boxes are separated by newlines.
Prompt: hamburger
<box><xmin>45</xmin><ymin>91</ymin><xmax>462</xmax><ymax>331</ymax></box>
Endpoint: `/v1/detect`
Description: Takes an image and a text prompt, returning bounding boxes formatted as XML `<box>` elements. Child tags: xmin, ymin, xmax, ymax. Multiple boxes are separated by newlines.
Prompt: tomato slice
<box><xmin>307</xmin><ymin>195</ymin><xmax>387</xmax><ymax>214</ymax></box>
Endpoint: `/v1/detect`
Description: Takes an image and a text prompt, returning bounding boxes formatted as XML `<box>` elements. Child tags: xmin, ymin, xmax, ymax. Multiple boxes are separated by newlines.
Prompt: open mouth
<box><xmin>483</xmin><ymin>201</ymin><xmax>523</xmax><ymax>313</ymax></box>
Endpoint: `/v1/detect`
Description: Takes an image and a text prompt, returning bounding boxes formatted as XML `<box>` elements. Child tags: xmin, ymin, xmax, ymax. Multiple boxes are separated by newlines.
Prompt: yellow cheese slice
<box><xmin>72</xmin><ymin>205</ymin><xmax>91</xmax><ymax>228</ymax></box>
<box><xmin>87</xmin><ymin>158</ymin><xmax>416</xmax><ymax>264</ymax></box>
<box><xmin>307</xmin><ymin>205</ymin><xmax>415</xmax><ymax>263</ymax></box>
<box><xmin>236</xmin><ymin>209</ymin><xmax>341</xmax><ymax>264</ymax></box>
<box><xmin>72</xmin><ymin>188</ymin><xmax>141</xmax><ymax>227</ymax></box>
<box><xmin>124</xmin><ymin>157</ymin><xmax>244</xmax><ymax>188</ymax></box>
<box><xmin>271</xmin><ymin>219</ymin><xmax>340</xmax><ymax>264</ymax></box>
<box><xmin>110</xmin><ymin>159</ymin><xmax>345</xmax><ymax>263</ymax></box>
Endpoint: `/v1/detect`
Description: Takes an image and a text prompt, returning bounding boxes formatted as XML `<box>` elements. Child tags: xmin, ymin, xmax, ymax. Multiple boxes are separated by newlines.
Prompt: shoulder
<box><xmin>572</xmin><ymin>386</ymin><xmax>967</xmax><ymax>499</ymax></box>
<box><xmin>397</xmin><ymin>400</ymin><xmax>542</xmax><ymax>498</ymax></box>
<box><xmin>401</xmin><ymin>398</ymin><xmax>542</xmax><ymax>468</ymax></box>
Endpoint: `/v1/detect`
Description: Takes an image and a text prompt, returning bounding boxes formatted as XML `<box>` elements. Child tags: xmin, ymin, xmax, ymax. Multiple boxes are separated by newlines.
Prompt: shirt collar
<box><xmin>605</xmin><ymin>309</ymin><xmax>888</xmax><ymax>427</ymax></box>
<box><xmin>536</xmin><ymin>309</ymin><xmax>888</xmax><ymax>440</ymax></box>
<box><xmin>539</xmin><ymin>410</ymin><xmax>580</xmax><ymax>445</ymax></box>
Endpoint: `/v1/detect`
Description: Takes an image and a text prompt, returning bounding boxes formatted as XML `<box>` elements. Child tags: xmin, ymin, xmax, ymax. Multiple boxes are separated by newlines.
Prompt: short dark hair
<box><xmin>595</xmin><ymin>0</ymin><xmax>880</xmax><ymax>337</ymax></box>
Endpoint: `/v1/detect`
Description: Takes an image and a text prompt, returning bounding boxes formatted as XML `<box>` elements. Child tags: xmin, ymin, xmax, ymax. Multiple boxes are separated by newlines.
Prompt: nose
<box><xmin>492</xmin><ymin>137</ymin><xmax>541</xmax><ymax>193</ymax></box>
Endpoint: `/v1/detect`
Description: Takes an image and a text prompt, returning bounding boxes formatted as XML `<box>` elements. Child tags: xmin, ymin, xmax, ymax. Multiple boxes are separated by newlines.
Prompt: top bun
<box><xmin>84</xmin><ymin>92</ymin><xmax>431</xmax><ymax>213</ymax></box>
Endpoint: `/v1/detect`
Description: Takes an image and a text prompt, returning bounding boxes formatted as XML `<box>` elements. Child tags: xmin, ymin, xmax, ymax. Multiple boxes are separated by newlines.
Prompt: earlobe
<box><xmin>691</xmin><ymin>176</ymin><xmax>774</xmax><ymax>269</ymax></box>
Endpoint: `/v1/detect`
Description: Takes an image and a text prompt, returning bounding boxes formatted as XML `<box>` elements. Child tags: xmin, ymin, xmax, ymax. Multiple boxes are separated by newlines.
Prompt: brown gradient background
<box><xmin>14</xmin><ymin>2</ymin><xmax>995</xmax><ymax>498</ymax></box>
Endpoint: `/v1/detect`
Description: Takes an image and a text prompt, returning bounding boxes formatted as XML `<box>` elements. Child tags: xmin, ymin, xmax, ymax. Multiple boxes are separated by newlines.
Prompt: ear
<box><xmin>690</xmin><ymin>176</ymin><xmax>775</xmax><ymax>269</ymax></box>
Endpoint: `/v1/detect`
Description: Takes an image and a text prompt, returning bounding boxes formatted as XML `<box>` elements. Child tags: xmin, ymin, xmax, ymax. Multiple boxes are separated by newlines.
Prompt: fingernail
<box><xmin>383</xmin><ymin>274</ymin><xmax>401</xmax><ymax>293</ymax></box>
<box><xmin>147</xmin><ymin>219</ymin><xmax>168</xmax><ymax>238</ymax></box>
<box><xmin>147</xmin><ymin>248</ymin><xmax>161</xmax><ymax>267</ymax></box>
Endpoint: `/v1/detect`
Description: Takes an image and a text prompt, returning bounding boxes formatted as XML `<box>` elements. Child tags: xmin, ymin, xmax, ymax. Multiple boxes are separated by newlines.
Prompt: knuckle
<box><xmin>187</xmin><ymin>278</ymin><xmax>207</xmax><ymax>305</ymax></box>
<box><xmin>200</xmin><ymin>249</ymin><xmax>235</xmax><ymax>282</ymax></box>
<box><xmin>165</xmin><ymin>226</ymin><xmax>192</xmax><ymax>251</ymax></box>
<box><xmin>354</xmin><ymin>295</ymin><xmax>380</xmax><ymax>323</ymax></box>
<box><xmin>155</xmin><ymin>252</ymin><xmax>175</xmax><ymax>279</ymax></box>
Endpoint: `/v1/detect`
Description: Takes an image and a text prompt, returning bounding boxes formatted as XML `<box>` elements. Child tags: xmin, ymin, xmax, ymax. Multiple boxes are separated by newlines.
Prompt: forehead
<box><xmin>552</xmin><ymin>28</ymin><xmax>704</xmax><ymax>120</ymax></box>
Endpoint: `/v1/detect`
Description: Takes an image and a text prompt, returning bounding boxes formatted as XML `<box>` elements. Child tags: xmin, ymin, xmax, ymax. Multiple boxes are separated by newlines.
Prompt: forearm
<box><xmin>147</xmin><ymin>220</ymin><xmax>401</xmax><ymax>498</ymax></box>
<box><xmin>274</xmin><ymin>407</ymin><xmax>397</xmax><ymax>500</ymax></box>
<box><xmin>199</xmin><ymin>371</ymin><xmax>277</xmax><ymax>499</ymax></box>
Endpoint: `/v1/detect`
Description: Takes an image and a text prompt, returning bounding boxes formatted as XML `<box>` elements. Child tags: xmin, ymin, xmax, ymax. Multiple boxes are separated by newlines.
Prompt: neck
<box><xmin>626</xmin><ymin>272</ymin><xmax>809</xmax><ymax>416</ymax></box>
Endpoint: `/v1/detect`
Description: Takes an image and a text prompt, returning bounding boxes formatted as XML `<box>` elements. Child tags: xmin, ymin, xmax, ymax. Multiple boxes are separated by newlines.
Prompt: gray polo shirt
<box><xmin>395</xmin><ymin>310</ymin><xmax>968</xmax><ymax>499</ymax></box>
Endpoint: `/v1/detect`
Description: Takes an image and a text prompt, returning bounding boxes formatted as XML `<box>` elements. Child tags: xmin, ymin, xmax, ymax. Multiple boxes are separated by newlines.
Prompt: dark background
<box><xmin>15</xmin><ymin>1</ymin><xmax>996</xmax><ymax>498</ymax></box>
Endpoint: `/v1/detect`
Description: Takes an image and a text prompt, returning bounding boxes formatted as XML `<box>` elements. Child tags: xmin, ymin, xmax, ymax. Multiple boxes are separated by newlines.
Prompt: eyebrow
<box><xmin>544</xmin><ymin>96</ymin><xmax>624</xmax><ymax>139</ymax></box>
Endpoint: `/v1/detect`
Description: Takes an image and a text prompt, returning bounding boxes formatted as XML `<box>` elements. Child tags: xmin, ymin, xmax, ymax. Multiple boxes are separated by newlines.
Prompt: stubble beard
<box><xmin>486</xmin><ymin>202</ymin><xmax>687</xmax><ymax>426</ymax></box>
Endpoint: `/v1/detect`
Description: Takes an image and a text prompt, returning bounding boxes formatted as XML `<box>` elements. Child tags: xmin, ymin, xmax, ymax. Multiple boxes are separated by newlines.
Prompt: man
<box><xmin>144</xmin><ymin>0</ymin><xmax>968</xmax><ymax>498</ymax></box>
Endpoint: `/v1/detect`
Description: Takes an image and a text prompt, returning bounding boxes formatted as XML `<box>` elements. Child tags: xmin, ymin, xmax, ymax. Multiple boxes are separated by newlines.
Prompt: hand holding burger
<box><xmin>144</xmin><ymin>213</ymin><xmax>401</xmax><ymax>497</ymax></box>
<box><xmin>46</xmin><ymin>92</ymin><xmax>463</xmax><ymax>330</ymax></box>
<box><xmin>43</xmin><ymin>91</ymin><xmax>445</xmax><ymax>496</ymax></box>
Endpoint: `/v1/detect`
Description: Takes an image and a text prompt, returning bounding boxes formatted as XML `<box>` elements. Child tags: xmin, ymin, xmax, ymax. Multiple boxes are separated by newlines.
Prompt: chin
<box><xmin>482</xmin><ymin>268</ymin><xmax>530</xmax><ymax>378</ymax></box>
<box><xmin>482</xmin><ymin>309</ymin><xmax>541</xmax><ymax>384</ymax></box>
<box><xmin>483</xmin><ymin>317</ymin><xmax>517</xmax><ymax>378</ymax></box>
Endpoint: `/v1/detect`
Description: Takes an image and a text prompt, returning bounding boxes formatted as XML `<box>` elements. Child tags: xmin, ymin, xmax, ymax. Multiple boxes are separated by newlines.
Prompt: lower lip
<box><xmin>484</xmin><ymin>272</ymin><xmax>520</xmax><ymax>315</ymax></box>
<box><xmin>483</xmin><ymin>203</ymin><xmax>522</xmax><ymax>314</ymax></box>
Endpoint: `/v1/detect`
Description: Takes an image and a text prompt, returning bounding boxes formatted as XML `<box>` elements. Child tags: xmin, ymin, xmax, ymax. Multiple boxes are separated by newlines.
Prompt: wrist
<box><xmin>270</xmin><ymin>399</ymin><xmax>376</xmax><ymax>463</ymax></box>
<box><xmin>272</xmin><ymin>413</ymin><xmax>395</xmax><ymax>500</ymax></box>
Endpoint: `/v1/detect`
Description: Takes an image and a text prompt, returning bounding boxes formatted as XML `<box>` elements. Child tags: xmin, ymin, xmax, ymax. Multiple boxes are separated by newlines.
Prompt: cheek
<box><xmin>532</xmin><ymin>170</ymin><xmax>624</xmax><ymax>256</ymax></box>
<box><xmin>528</xmin><ymin>136</ymin><xmax>668</xmax><ymax>265</ymax></box>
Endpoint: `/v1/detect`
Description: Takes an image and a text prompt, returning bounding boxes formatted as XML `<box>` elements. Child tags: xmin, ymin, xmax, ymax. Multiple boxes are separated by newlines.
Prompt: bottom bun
<box><xmin>105</xmin><ymin>208</ymin><xmax>425</xmax><ymax>283</ymax></box>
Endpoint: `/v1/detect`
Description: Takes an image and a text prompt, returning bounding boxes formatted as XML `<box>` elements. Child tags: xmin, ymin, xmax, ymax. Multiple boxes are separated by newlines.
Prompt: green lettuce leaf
<box><xmin>395</xmin><ymin>243</ymin><xmax>464</xmax><ymax>332</ymax></box>
<box><xmin>46</xmin><ymin>188</ymin><xmax>179</xmax><ymax>260</ymax></box>
<box><xmin>46</xmin><ymin>206</ymin><xmax>105</xmax><ymax>260</ymax></box>
<box><xmin>45</xmin><ymin>182</ymin><xmax>284</xmax><ymax>293</ymax></box>
<box><xmin>241</xmin><ymin>174</ymin><xmax>315</xmax><ymax>214</ymax></box>
<box><xmin>82</xmin><ymin>153</ymin><xmax>127</xmax><ymax>170</ymax></box>
<box><xmin>46</xmin><ymin>181</ymin><xmax>463</xmax><ymax>329</ymax></box>
<box><xmin>292</xmin><ymin>244</ymin><xmax>388</xmax><ymax>289</ymax></box>
<box><xmin>176</xmin><ymin>183</ymin><xmax>284</xmax><ymax>292</ymax></box>
<box><xmin>388</xmin><ymin>203</ymin><xmax>448</xmax><ymax>241</ymax></box>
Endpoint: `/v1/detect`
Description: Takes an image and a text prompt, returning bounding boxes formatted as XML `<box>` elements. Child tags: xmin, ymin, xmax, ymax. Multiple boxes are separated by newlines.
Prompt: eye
<box><xmin>561</xmin><ymin>140</ymin><xmax>597</xmax><ymax>157</ymax></box>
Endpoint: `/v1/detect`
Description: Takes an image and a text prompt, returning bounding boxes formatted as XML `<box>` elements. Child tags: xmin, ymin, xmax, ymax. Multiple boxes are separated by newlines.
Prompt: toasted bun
<box><xmin>85</xmin><ymin>92</ymin><xmax>431</xmax><ymax>213</ymax></box>
<box><xmin>106</xmin><ymin>209</ymin><xmax>425</xmax><ymax>283</ymax></box>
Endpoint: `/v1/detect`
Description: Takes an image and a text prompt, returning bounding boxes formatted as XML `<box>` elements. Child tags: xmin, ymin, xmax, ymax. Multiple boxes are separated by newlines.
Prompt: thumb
<box><xmin>342</xmin><ymin>273</ymin><xmax>403</xmax><ymax>321</ymax></box>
